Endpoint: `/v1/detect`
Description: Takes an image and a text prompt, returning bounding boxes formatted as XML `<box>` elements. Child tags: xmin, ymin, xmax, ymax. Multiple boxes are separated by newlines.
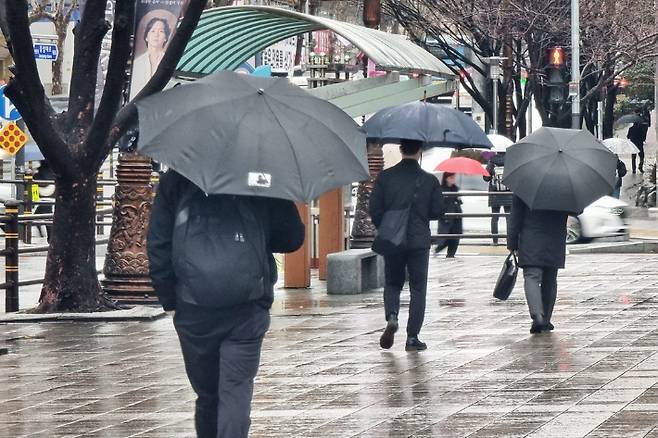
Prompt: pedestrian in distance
<box><xmin>507</xmin><ymin>194</ymin><xmax>570</xmax><ymax>334</ymax></box>
<box><xmin>33</xmin><ymin>160</ymin><xmax>55</xmax><ymax>241</ymax></box>
<box><xmin>369</xmin><ymin>139</ymin><xmax>444</xmax><ymax>351</ymax></box>
<box><xmin>627</xmin><ymin>108</ymin><xmax>649</xmax><ymax>174</ymax></box>
<box><xmin>434</xmin><ymin>172</ymin><xmax>462</xmax><ymax>258</ymax></box>
<box><xmin>483</xmin><ymin>153</ymin><xmax>512</xmax><ymax>245</ymax></box>
<box><xmin>148</xmin><ymin>170</ymin><xmax>304</xmax><ymax>438</ymax></box>
<box><xmin>612</xmin><ymin>156</ymin><xmax>627</xmax><ymax>199</ymax></box>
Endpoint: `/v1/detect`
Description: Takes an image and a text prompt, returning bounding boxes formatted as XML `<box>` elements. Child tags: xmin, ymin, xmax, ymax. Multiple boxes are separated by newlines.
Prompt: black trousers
<box><xmin>435</xmin><ymin>238</ymin><xmax>459</xmax><ymax>257</ymax></box>
<box><xmin>174</xmin><ymin>302</ymin><xmax>270</xmax><ymax>438</ymax></box>
<box><xmin>490</xmin><ymin>205</ymin><xmax>511</xmax><ymax>243</ymax></box>
<box><xmin>632</xmin><ymin>146</ymin><xmax>645</xmax><ymax>172</ymax></box>
<box><xmin>523</xmin><ymin>267</ymin><xmax>558</xmax><ymax>325</ymax></box>
<box><xmin>383</xmin><ymin>248</ymin><xmax>429</xmax><ymax>337</ymax></box>
<box><xmin>34</xmin><ymin>204</ymin><xmax>52</xmax><ymax>240</ymax></box>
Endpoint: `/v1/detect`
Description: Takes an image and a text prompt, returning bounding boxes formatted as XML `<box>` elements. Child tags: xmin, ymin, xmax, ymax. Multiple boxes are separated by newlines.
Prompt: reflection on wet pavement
<box><xmin>3</xmin><ymin>254</ymin><xmax>658</xmax><ymax>437</ymax></box>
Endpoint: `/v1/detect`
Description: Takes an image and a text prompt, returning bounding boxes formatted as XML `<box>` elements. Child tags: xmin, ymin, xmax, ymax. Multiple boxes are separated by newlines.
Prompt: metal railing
<box><xmin>0</xmin><ymin>199</ymin><xmax>113</xmax><ymax>312</ymax></box>
<box><xmin>0</xmin><ymin>174</ymin><xmax>117</xmax><ymax>244</ymax></box>
<box><xmin>432</xmin><ymin>191</ymin><xmax>512</xmax><ymax>240</ymax></box>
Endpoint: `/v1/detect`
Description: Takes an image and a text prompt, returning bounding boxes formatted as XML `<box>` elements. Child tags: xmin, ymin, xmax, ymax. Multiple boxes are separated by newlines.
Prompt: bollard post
<box><xmin>96</xmin><ymin>172</ymin><xmax>104</xmax><ymax>235</ymax></box>
<box><xmin>15</xmin><ymin>167</ymin><xmax>24</xmax><ymax>241</ymax></box>
<box><xmin>4</xmin><ymin>200</ymin><xmax>20</xmax><ymax>312</ymax></box>
<box><xmin>150</xmin><ymin>171</ymin><xmax>160</xmax><ymax>198</ymax></box>
<box><xmin>22</xmin><ymin>171</ymin><xmax>33</xmax><ymax>244</ymax></box>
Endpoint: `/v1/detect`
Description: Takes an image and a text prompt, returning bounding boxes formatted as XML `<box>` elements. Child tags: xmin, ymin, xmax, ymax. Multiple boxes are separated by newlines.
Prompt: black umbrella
<box><xmin>362</xmin><ymin>101</ymin><xmax>492</xmax><ymax>149</ymax></box>
<box><xmin>616</xmin><ymin>113</ymin><xmax>649</xmax><ymax>125</ymax></box>
<box><xmin>136</xmin><ymin>71</ymin><xmax>369</xmax><ymax>202</ymax></box>
<box><xmin>502</xmin><ymin>127</ymin><xmax>616</xmax><ymax>212</ymax></box>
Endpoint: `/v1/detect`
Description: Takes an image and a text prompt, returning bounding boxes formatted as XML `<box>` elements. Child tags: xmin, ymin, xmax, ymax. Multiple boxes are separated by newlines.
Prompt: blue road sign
<box><xmin>0</xmin><ymin>86</ymin><xmax>21</xmax><ymax>121</ymax></box>
<box><xmin>33</xmin><ymin>43</ymin><xmax>58</xmax><ymax>60</ymax></box>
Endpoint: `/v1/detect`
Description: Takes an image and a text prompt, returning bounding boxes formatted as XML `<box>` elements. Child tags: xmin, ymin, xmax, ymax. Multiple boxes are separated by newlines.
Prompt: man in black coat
<box><xmin>627</xmin><ymin>109</ymin><xmax>649</xmax><ymax>174</ymax></box>
<box><xmin>507</xmin><ymin>195</ymin><xmax>569</xmax><ymax>333</ymax></box>
<box><xmin>148</xmin><ymin>170</ymin><xmax>304</xmax><ymax>438</ymax></box>
<box><xmin>369</xmin><ymin>139</ymin><xmax>444</xmax><ymax>351</ymax></box>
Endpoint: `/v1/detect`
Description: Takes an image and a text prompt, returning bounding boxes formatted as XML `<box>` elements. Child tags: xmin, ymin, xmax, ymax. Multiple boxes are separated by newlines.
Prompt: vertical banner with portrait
<box><xmin>129</xmin><ymin>0</ymin><xmax>189</xmax><ymax>101</ymax></box>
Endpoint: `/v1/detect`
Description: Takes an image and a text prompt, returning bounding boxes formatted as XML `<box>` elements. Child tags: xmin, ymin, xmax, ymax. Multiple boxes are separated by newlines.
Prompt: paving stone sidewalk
<box><xmin>3</xmin><ymin>253</ymin><xmax>658</xmax><ymax>437</ymax></box>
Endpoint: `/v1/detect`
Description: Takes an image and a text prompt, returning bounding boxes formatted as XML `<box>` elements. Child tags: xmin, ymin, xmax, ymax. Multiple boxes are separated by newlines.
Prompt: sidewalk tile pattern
<box><xmin>2</xmin><ymin>254</ymin><xmax>658</xmax><ymax>437</ymax></box>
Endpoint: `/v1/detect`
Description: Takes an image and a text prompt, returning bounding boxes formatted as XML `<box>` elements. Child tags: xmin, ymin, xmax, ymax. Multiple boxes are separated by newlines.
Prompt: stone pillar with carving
<box><xmin>350</xmin><ymin>142</ymin><xmax>383</xmax><ymax>248</ymax></box>
<box><xmin>102</xmin><ymin>152</ymin><xmax>156</xmax><ymax>303</ymax></box>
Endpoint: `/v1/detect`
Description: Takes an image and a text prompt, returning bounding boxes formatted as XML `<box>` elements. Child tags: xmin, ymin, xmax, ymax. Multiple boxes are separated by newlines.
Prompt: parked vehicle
<box><xmin>567</xmin><ymin>196</ymin><xmax>630</xmax><ymax>244</ymax></box>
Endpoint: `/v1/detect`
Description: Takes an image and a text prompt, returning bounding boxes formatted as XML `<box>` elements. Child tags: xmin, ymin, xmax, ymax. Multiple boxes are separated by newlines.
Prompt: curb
<box><xmin>0</xmin><ymin>305</ymin><xmax>166</xmax><ymax>323</ymax></box>
<box><xmin>568</xmin><ymin>239</ymin><xmax>658</xmax><ymax>254</ymax></box>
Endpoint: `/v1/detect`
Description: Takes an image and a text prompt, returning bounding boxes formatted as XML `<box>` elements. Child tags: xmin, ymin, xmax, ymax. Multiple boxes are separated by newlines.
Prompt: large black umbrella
<box><xmin>136</xmin><ymin>71</ymin><xmax>369</xmax><ymax>202</ymax></box>
<box><xmin>362</xmin><ymin>101</ymin><xmax>492</xmax><ymax>149</ymax></box>
<box><xmin>616</xmin><ymin>113</ymin><xmax>650</xmax><ymax>125</ymax></box>
<box><xmin>502</xmin><ymin>127</ymin><xmax>616</xmax><ymax>212</ymax></box>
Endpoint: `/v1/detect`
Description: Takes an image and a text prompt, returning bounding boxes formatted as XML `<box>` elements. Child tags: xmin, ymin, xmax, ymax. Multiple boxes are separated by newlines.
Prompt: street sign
<box><xmin>0</xmin><ymin>86</ymin><xmax>21</xmax><ymax>121</ymax></box>
<box><xmin>569</xmin><ymin>81</ymin><xmax>579</xmax><ymax>96</ymax></box>
<box><xmin>0</xmin><ymin>122</ymin><xmax>28</xmax><ymax>156</ymax></box>
<box><xmin>33</xmin><ymin>43</ymin><xmax>58</xmax><ymax>60</ymax></box>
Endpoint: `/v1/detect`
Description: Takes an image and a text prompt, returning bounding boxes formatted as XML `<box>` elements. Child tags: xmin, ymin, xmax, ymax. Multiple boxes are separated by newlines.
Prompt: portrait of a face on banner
<box><xmin>129</xmin><ymin>0</ymin><xmax>189</xmax><ymax>101</ymax></box>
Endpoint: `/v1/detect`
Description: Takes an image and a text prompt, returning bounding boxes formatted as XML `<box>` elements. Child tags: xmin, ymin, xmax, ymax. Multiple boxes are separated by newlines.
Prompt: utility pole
<box><xmin>350</xmin><ymin>0</ymin><xmax>382</xmax><ymax>248</ymax></box>
<box><xmin>571</xmin><ymin>0</ymin><xmax>581</xmax><ymax>129</ymax></box>
<box><xmin>485</xmin><ymin>57</ymin><xmax>506</xmax><ymax>135</ymax></box>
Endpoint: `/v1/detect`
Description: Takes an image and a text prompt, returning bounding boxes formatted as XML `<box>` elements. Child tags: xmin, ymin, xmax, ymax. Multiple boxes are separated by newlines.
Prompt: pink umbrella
<box><xmin>435</xmin><ymin>157</ymin><xmax>489</xmax><ymax>176</ymax></box>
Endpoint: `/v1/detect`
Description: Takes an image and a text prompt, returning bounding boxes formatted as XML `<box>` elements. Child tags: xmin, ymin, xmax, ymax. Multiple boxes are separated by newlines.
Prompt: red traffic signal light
<box><xmin>549</xmin><ymin>47</ymin><xmax>565</xmax><ymax>67</ymax></box>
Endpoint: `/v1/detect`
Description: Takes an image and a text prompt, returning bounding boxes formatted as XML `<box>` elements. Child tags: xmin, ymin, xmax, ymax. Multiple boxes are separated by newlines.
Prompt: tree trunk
<box><xmin>603</xmin><ymin>85</ymin><xmax>617</xmax><ymax>139</ymax></box>
<box><xmin>35</xmin><ymin>174</ymin><xmax>118</xmax><ymax>312</ymax></box>
<box><xmin>51</xmin><ymin>22</ymin><xmax>67</xmax><ymax>95</ymax></box>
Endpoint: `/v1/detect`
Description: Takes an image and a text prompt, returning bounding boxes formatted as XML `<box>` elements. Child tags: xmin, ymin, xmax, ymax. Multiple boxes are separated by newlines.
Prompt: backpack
<box><xmin>171</xmin><ymin>186</ymin><xmax>268</xmax><ymax>308</ymax></box>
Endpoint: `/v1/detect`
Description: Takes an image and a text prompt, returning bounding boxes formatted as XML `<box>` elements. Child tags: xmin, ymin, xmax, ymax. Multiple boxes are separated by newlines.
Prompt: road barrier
<box><xmin>434</xmin><ymin>191</ymin><xmax>512</xmax><ymax>241</ymax></box>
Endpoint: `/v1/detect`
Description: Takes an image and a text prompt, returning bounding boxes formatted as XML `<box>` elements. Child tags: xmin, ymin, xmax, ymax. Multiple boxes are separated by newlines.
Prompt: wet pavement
<box><xmin>3</xmin><ymin>252</ymin><xmax>658</xmax><ymax>437</ymax></box>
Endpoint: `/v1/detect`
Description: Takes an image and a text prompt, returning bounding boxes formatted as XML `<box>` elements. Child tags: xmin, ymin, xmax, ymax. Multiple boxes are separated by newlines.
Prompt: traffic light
<box><xmin>545</xmin><ymin>47</ymin><xmax>567</xmax><ymax>104</ymax></box>
<box><xmin>549</xmin><ymin>47</ymin><xmax>565</xmax><ymax>67</ymax></box>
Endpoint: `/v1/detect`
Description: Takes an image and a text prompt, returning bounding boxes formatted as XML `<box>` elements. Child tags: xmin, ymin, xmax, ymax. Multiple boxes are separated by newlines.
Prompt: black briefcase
<box><xmin>493</xmin><ymin>252</ymin><xmax>518</xmax><ymax>300</ymax></box>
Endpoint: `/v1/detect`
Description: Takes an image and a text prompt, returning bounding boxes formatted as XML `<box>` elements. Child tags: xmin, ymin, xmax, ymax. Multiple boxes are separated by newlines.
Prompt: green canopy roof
<box><xmin>177</xmin><ymin>6</ymin><xmax>453</xmax><ymax>78</ymax></box>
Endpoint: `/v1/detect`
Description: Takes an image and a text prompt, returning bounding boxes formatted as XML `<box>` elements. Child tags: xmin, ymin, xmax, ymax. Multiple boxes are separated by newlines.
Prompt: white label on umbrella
<box><xmin>248</xmin><ymin>172</ymin><xmax>272</xmax><ymax>188</ymax></box>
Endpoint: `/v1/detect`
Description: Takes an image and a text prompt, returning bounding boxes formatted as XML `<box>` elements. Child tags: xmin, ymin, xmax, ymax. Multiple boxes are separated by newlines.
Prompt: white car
<box><xmin>567</xmin><ymin>196</ymin><xmax>629</xmax><ymax>244</ymax></box>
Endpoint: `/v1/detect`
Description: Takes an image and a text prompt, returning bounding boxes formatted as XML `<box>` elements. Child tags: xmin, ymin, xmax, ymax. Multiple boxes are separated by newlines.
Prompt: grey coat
<box><xmin>506</xmin><ymin>195</ymin><xmax>569</xmax><ymax>268</ymax></box>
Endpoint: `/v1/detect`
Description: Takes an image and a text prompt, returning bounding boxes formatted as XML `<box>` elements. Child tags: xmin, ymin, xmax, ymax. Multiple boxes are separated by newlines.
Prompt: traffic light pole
<box><xmin>571</xmin><ymin>0</ymin><xmax>581</xmax><ymax>129</ymax></box>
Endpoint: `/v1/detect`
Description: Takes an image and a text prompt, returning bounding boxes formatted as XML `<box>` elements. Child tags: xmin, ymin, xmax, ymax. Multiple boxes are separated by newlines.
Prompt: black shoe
<box><xmin>405</xmin><ymin>336</ymin><xmax>427</xmax><ymax>351</ymax></box>
<box><xmin>639</xmin><ymin>167</ymin><xmax>644</xmax><ymax>173</ymax></box>
<box><xmin>380</xmin><ymin>316</ymin><xmax>398</xmax><ymax>349</ymax></box>
<box><xmin>545</xmin><ymin>322</ymin><xmax>555</xmax><ymax>331</ymax></box>
<box><xmin>446</xmin><ymin>254</ymin><xmax>456</xmax><ymax>259</ymax></box>
<box><xmin>530</xmin><ymin>322</ymin><xmax>544</xmax><ymax>334</ymax></box>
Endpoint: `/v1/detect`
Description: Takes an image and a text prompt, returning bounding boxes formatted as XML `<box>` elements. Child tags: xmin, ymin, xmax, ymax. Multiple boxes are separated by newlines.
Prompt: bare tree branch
<box><xmin>67</xmin><ymin>0</ymin><xmax>109</xmax><ymax>135</ymax></box>
<box><xmin>1</xmin><ymin>1</ymin><xmax>71</xmax><ymax>175</ymax></box>
<box><xmin>85</xmin><ymin>0</ymin><xmax>134</xmax><ymax>164</ymax></box>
